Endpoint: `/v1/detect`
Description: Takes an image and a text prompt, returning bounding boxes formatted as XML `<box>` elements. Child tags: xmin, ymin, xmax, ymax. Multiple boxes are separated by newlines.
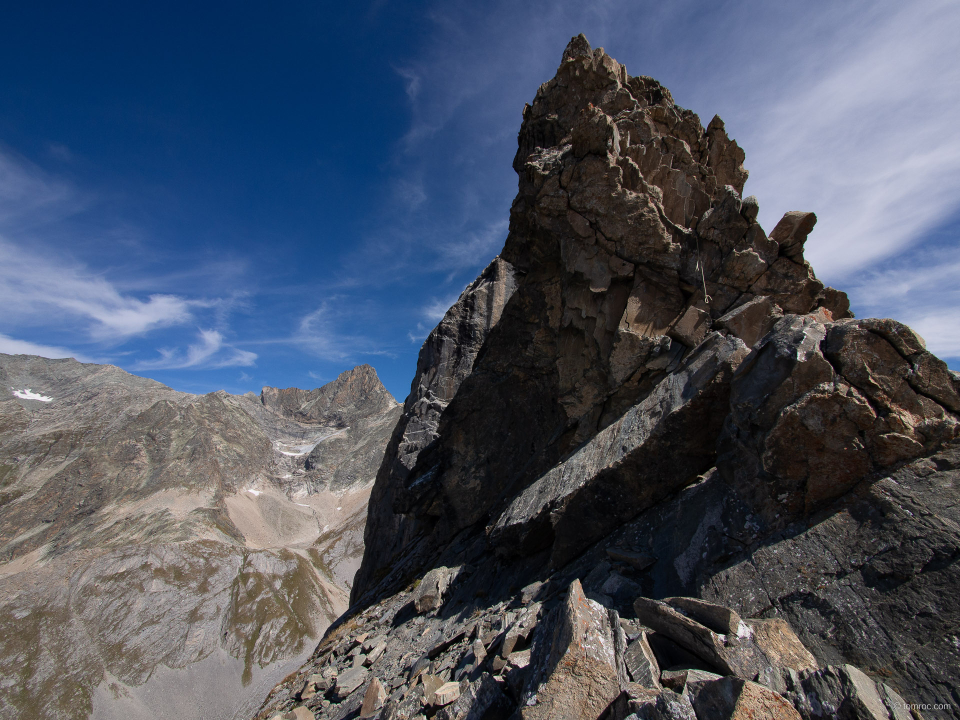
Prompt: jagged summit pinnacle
<box><xmin>257</xmin><ymin>34</ymin><xmax>960</xmax><ymax>720</ymax></box>
<box><xmin>561</xmin><ymin>32</ymin><xmax>592</xmax><ymax>62</ymax></box>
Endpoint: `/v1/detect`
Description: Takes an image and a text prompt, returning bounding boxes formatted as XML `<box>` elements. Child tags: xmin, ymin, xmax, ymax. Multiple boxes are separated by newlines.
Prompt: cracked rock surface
<box><xmin>258</xmin><ymin>33</ymin><xmax>959</xmax><ymax>720</ymax></box>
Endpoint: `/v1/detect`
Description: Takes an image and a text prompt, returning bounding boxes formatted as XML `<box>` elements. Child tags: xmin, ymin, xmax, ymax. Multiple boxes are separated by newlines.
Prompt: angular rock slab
<box><xmin>787</xmin><ymin>665</ymin><xmax>915</xmax><ymax>720</ymax></box>
<box><xmin>693</xmin><ymin>677</ymin><xmax>803</xmax><ymax>720</ymax></box>
<box><xmin>360</xmin><ymin>676</ymin><xmax>387</xmax><ymax>718</ymax></box>
<box><xmin>435</xmin><ymin>673</ymin><xmax>511</xmax><ymax>720</ymax></box>
<box><xmin>634</xmin><ymin>596</ymin><xmax>763</xmax><ymax>679</ymax></box>
<box><xmin>492</xmin><ymin>333</ymin><xmax>749</xmax><ymax>568</ymax></box>
<box><xmin>520</xmin><ymin>579</ymin><xmax>620</xmax><ymax>720</ymax></box>
<box><xmin>665</xmin><ymin>597</ymin><xmax>743</xmax><ymax>635</ymax></box>
<box><xmin>744</xmin><ymin>618</ymin><xmax>817</xmax><ymax>674</ymax></box>
<box><xmin>719</xmin><ymin>315</ymin><xmax>960</xmax><ymax>528</ymax></box>
<box><xmin>624</xmin><ymin>631</ymin><xmax>661</xmax><ymax>688</ymax></box>
<box><xmin>413</xmin><ymin>565</ymin><xmax>458</xmax><ymax>613</ymax></box>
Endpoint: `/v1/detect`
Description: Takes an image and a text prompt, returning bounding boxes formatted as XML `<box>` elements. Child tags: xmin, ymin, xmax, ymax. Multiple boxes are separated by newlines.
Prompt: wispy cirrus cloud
<box><xmin>0</xmin><ymin>332</ymin><xmax>91</xmax><ymax>362</ymax></box>
<box><xmin>292</xmin><ymin>299</ymin><xmax>395</xmax><ymax>362</ymax></box>
<box><xmin>0</xmin><ymin>146</ymin><xmax>84</xmax><ymax>228</ymax></box>
<box><xmin>136</xmin><ymin>329</ymin><xmax>257</xmax><ymax>370</ymax></box>
<box><xmin>0</xmin><ymin>236</ymin><xmax>198</xmax><ymax>342</ymax></box>
<box><xmin>738</xmin><ymin>0</ymin><xmax>960</xmax><ymax>282</ymax></box>
<box><xmin>0</xmin><ymin>146</ymin><xmax>257</xmax><ymax>374</ymax></box>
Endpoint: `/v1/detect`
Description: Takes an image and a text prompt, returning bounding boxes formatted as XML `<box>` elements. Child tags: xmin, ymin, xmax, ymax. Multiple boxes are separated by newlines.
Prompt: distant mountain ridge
<box><xmin>0</xmin><ymin>354</ymin><xmax>400</xmax><ymax>720</ymax></box>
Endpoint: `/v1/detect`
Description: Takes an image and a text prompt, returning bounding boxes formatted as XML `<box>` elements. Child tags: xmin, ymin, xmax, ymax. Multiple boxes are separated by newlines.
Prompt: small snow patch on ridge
<box><xmin>246</xmin><ymin>489</ymin><xmax>261</xmax><ymax>497</ymax></box>
<box><xmin>12</xmin><ymin>388</ymin><xmax>53</xmax><ymax>402</ymax></box>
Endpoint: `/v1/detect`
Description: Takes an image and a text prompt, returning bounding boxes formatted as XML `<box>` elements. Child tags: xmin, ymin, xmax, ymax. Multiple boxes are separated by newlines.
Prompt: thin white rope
<box><xmin>695</xmin><ymin>235</ymin><xmax>712</xmax><ymax>305</ymax></box>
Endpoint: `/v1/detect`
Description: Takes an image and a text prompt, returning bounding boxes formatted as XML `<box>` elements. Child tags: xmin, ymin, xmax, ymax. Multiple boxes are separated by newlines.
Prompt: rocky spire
<box><xmin>261</xmin><ymin>35</ymin><xmax>960</xmax><ymax>720</ymax></box>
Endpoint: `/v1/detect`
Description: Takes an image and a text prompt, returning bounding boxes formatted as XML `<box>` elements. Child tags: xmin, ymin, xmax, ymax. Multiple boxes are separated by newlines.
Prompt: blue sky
<box><xmin>1</xmin><ymin>0</ymin><xmax>958</xmax><ymax>402</ymax></box>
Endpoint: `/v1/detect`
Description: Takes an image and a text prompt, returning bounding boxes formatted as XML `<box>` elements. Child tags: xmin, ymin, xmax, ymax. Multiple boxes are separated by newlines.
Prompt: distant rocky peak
<box><xmin>260</xmin><ymin>364</ymin><xmax>397</xmax><ymax>426</ymax></box>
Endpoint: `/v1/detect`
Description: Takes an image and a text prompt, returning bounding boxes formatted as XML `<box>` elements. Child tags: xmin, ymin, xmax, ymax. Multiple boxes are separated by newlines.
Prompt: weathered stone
<box><xmin>360</xmin><ymin>677</ymin><xmax>388</xmax><ymax>718</ymax></box>
<box><xmin>492</xmin><ymin>333</ymin><xmax>749</xmax><ymax>568</ymax></box>
<box><xmin>694</xmin><ymin>677</ymin><xmax>803</xmax><ymax>720</ymax></box>
<box><xmin>665</xmin><ymin>597</ymin><xmax>742</xmax><ymax>635</ymax></box>
<box><xmin>633</xmin><ymin>597</ymin><xmax>764</xmax><ymax>680</ymax></box>
<box><xmin>352</xmin><ymin>257</ymin><xmax>517</xmax><ymax>604</ymax></box>
<box><xmin>744</xmin><ymin>618</ymin><xmax>817</xmax><ymax>674</ymax></box>
<box><xmin>606</xmin><ymin>547</ymin><xmax>656</xmax><ymax>570</ymax></box>
<box><xmin>719</xmin><ymin>314</ymin><xmax>960</xmax><ymax>530</ymax></box>
<box><xmin>434</xmin><ymin>673</ymin><xmax>511</xmax><ymax>720</ymax></box>
<box><xmin>420</xmin><ymin>672</ymin><xmax>444</xmax><ymax>697</ymax></box>
<box><xmin>788</xmin><ymin>664</ymin><xmax>901</xmax><ymax>720</ymax></box>
<box><xmin>716</xmin><ymin>296</ymin><xmax>781</xmax><ymax>349</ymax></box>
<box><xmin>287</xmin><ymin>708</ymin><xmax>315</xmax><ymax>720</ymax></box>
<box><xmin>624</xmin><ymin>632</ymin><xmax>661</xmax><ymax>688</ymax></box>
<box><xmin>619</xmin><ymin>686</ymin><xmax>698</xmax><ymax>720</ymax></box>
<box><xmin>431</xmin><ymin>681</ymin><xmax>463</xmax><ymax>707</ymax></box>
<box><xmin>697</xmin><ymin>186</ymin><xmax>749</xmax><ymax>252</ymax></box>
<box><xmin>519</xmin><ymin>579</ymin><xmax>620</xmax><ymax>719</ymax></box>
<box><xmin>335</xmin><ymin>666</ymin><xmax>369</xmax><ymax>701</ymax></box>
<box><xmin>679</xmin><ymin>669</ymin><xmax>724</xmax><ymax>705</ymax></box>
<box><xmin>573</xmin><ymin>103</ymin><xmax>621</xmax><ymax>158</ymax></box>
<box><xmin>413</xmin><ymin>566</ymin><xmax>457</xmax><ymax>613</ymax></box>
<box><xmin>749</xmin><ymin>257</ymin><xmax>823</xmax><ymax>314</ymax></box>
<box><xmin>769</xmin><ymin>211</ymin><xmax>817</xmax><ymax>261</ymax></box>
<box><xmin>669</xmin><ymin>306</ymin><xmax>711</xmax><ymax>348</ymax></box>
<box><xmin>720</xmin><ymin>247</ymin><xmax>768</xmax><ymax>291</ymax></box>
<box><xmin>365</xmin><ymin>640</ymin><xmax>388</xmax><ymax>666</ymax></box>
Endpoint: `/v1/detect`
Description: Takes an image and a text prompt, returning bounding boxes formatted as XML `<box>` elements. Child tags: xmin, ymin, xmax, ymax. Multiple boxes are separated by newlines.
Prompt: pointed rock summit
<box><xmin>258</xmin><ymin>35</ymin><xmax>959</xmax><ymax>720</ymax></box>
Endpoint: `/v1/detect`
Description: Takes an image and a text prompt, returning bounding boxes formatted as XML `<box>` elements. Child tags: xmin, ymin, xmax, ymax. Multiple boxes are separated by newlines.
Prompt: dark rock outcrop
<box><xmin>258</xmin><ymin>34</ymin><xmax>959</xmax><ymax>720</ymax></box>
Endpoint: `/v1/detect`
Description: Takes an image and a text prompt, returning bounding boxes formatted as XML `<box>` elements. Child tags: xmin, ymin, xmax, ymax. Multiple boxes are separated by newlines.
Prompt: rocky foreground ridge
<box><xmin>0</xmin><ymin>357</ymin><xmax>399</xmax><ymax>720</ymax></box>
<box><xmin>255</xmin><ymin>35</ymin><xmax>960</xmax><ymax>720</ymax></box>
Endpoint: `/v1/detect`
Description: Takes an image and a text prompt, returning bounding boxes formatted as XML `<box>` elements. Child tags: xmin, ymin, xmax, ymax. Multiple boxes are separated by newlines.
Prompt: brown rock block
<box><xmin>360</xmin><ymin>677</ymin><xmax>387</xmax><ymax>718</ymax></box>
<box><xmin>669</xmin><ymin>306</ymin><xmax>711</xmax><ymax>348</ymax></box>
<box><xmin>716</xmin><ymin>296</ymin><xmax>781</xmax><ymax>349</ymax></box>
<box><xmin>520</xmin><ymin>579</ymin><xmax>620</xmax><ymax>720</ymax></box>
<box><xmin>633</xmin><ymin>597</ymin><xmax>765</xmax><ymax>680</ymax></box>
<box><xmin>769</xmin><ymin>211</ymin><xmax>817</xmax><ymax>261</ymax></box>
<box><xmin>665</xmin><ymin>597</ymin><xmax>742</xmax><ymax>635</ymax></box>
<box><xmin>744</xmin><ymin>618</ymin><xmax>817</xmax><ymax>674</ymax></box>
<box><xmin>694</xmin><ymin>677</ymin><xmax>803</xmax><ymax>720</ymax></box>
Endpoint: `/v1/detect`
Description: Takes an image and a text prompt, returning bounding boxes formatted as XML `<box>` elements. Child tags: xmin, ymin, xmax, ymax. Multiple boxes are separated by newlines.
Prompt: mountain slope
<box><xmin>0</xmin><ymin>356</ymin><xmax>399</xmax><ymax>720</ymax></box>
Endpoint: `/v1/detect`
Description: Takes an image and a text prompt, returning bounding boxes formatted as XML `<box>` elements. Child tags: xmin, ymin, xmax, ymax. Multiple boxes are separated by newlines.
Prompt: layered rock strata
<box><xmin>0</xmin><ymin>356</ymin><xmax>399</xmax><ymax>720</ymax></box>
<box><xmin>261</xmin><ymin>34</ymin><xmax>959</xmax><ymax>720</ymax></box>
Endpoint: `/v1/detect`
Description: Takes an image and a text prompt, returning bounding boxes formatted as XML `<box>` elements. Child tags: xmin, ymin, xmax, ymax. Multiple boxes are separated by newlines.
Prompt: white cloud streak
<box><xmin>136</xmin><ymin>329</ymin><xmax>257</xmax><ymax>370</ymax></box>
<box><xmin>0</xmin><ymin>146</ymin><xmax>83</xmax><ymax>229</ymax></box>
<box><xmin>0</xmin><ymin>236</ymin><xmax>196</xmax><ymax>341</ymax></box>
<box><xmin>843</xmin><ymin>245</ymin><xmax>960</xmax><ymax>359</ymax></box>
<box><xmin>294</xmin><ymin>301</ymin><xmax>381</xmax><ymax>362</ymax></box>
<box><xmin>0</xmin><ymin>333</ymin><xmax>90</xmax><ymax>362</ymax></box>
<box><xmin>740</xmin><ymin>0</ymin><xmax>960</xmax><ymax>282</ymax></box>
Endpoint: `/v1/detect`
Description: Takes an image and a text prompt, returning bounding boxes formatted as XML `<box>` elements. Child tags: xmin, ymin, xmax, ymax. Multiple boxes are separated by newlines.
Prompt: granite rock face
<box><xmin>258</xmin><ymin>34</ymin><xmax>959</xmax><ymax>720</ymax></box>
<box><xmin>0</xmin><ymin>356</ymin><xmax>398</xmax><ymax>720</ymax></box>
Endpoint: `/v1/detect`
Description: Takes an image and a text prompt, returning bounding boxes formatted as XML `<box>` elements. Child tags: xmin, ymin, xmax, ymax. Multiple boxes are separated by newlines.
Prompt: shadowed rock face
<box><xmin>351</xmin><ymin>31</ymin><xmax>854</xmax><ymax>607</ymax></box>
<box><xmin>0</xmin><ymin>355</ymin><xmax>399</xmax><ymax>720</ymax></box>
<box><xmin>261</xmin><ymin>35</ymin><xmax>960</xmax><ymax>720</ymax></box>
